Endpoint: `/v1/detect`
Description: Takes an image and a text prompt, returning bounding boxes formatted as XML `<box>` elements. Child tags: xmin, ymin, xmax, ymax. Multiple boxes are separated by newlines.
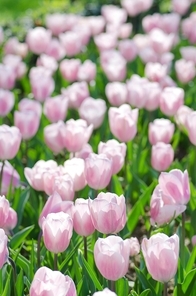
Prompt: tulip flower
<box><xmin>0</xmin><ymin>229</ymin><xmax>9</xmax><ymax>269</ymax></box>
<box><xmin>60</xmin><ymin>59</ymin><xmax>81</xmax><ymax>82</ymax></box>
<box><xmin>29</xmin><ymin>266</ymin><xmax>77</xmax><ymax>296</ymax></box>
<box><xmin>94</xmin><ymin>235</ymin><xmax>131</xmax><ymax>281</ymax></box>
<box><xmin>186</xmin><ymin>111</ymin><xmax>196</xmax><ymax>145</ymax></box>
<box><xmin>42</xmin><ymin>212</ymin><xmax>73</xmax><ymax>253</ymax></box>
<box><xmin>64</xmin><ymin>158</ymin><xmax>87</xmax><ymax>191</ymax></box>
<box><xmin>43</xmin><ymin>95</ymin><xmax>68</xmax><ymax>123</ymax></box>
<box><xmin>105</xmin><ymin>82</ymin><xmax>128</xmax><ymax>106</ymax></box>
<box><xmin>0</xmin><ymin>89</ymin><xmax>14</xmax><ymax>117</ymax></box>
<box><xmin>151</xmin><ymin>142</ymin><xmax>174</xmax><ymax>172</ymax></box>
<box><xmin>14</xmin><ymin>110</ymin><xmax>40</xmax><ymax>140</ymax></box>
<box><xmin>0</xmin><ymin>160</ymin><xmax>20</xmax><ymax>196</ymax></box>
<box><xmin>148</xmin><ymin>119</ymin><xmax>175</xmax><ymax>145</ymax></box>
<box><xmin>26</xmin><ymin>27</ymin><xmax>51</xmax><ymax>54</ymax></box>
<box><xmin>160</xmin><ymin>87</ymin><xmax>184</xmax><ymax>116</ymax></box>
<box><xmin>141</xmin><ymin>233</ymin><xmax>179</xmax><ymax>282</ymax></box>
<box><xmin>93</xmin><ymin>288</ymin><xmax>117</xmax><ymax>296</ymax></box>
<box><xmin>0</xmin><ymin>125</ymin><xmax>21</xmax><ymax>160</ymax></box>
<box><xmin>44</xmin><ymin>121</ymin><xmax>65</xmax><ymax>153</ymax></box>
<box><xmin>89</xmin><ymin>192</ymin><xmax>126</xmax><ymax>234</ymax></box>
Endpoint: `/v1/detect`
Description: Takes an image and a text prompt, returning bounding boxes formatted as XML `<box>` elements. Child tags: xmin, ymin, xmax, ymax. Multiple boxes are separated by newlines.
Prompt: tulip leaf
<box><xmin>10</xmin><ymin>249</ymin><xmax>30</xmax><ymax>277</ymax></box>
<box><xmin>135</xmin><ymin>267</ymin><xmax>156</xmax><ymax>296</ymax></box>
<box><xmin>59</xmin><ymin>238</ymin><xmax>82</xmax><ymax>272</ymax></box>
<box><xmin>182</xmin><ymin>268</ymin><xmax>196</xmax><ymax>294</ymax></box>
<box><xmin>185</xmin><ymin>247</ymin><xmax>196</xmax><ymax>273</ymax></box>
<box><xmin>15</xmin><ymin>269</ymin><xmax>24</xmax><ymax>296</ymax></box>
<box><xmin>140</xmin><ymin>289</ymin><xmax>151</xmax><ymax>296</ymax></box>
<box><xmin>127</xmin><ymin>181</ymin><xmax>155</xmax><ymax>233</ymax></box>
<box><xmin>116</xmin><ymin>277</ymin><xmax>129</xmax><ymax>295</ymax></box>
<box><xmin>12</xmin><ymin>187</ymin><xmax>30</xmax><ymax>230</ymax></box>
<box><xmin>9</xmin><ymin>225</ymin><xmax>34</xmax><ymax>249</ymax></box>
<box><xmin>2</xmin><ymin>272</ymin><xmax>11</xmax><ymax>296</ymax></box>
<box><xmin>78</xmin><ymin>252</ymin><xmax>103</xmax><ymax>291</ymax></box>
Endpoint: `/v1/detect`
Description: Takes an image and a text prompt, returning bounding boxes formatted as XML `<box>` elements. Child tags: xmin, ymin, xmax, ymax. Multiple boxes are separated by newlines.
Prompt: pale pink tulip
<box><xmin>59</xmin><ymin>31</ymin><xmax>83</xmax><ymax>57</ymax></box>
<box><xmin>60</xmin><ymin>119</ymin><xmax>93</xmax><ymax>152</ymax></box>
<box><xmin>73</xmin><ymin>198</ymin><xmax>95</xmax><ymax>236</ymax></box>
<box><xmin>89</xmin><ymin>192</ymin><xmax>126</xmax><ymax>234</ymax></box>
<box><xmin>143</xmin><ymin>82</ymin><xmax>161</xmax><ymax>111</ymax></box>
<box><xmin>175</xmin><ymin>105</ymin><xmax>193</xmax><ymax>129</ymax></box>
<box><xmin>101</xmin><ymin>50</ymin><xmax>126</xmax><ymax>81</ymax></box>
<box><xmin>182</xmin><ymin>13</ymin><xmax>196</xmax><ymax>43</ymax></box>
<box><xmin>26</xmin><ymin>27</ymin><xmax>51</xmax><ymax>54</ymax></box>
<box><xmin>14</xmin><ymin>110</ymin><xmax>40</xmax><ymax>140</ymax></box>
<box><xmin>30</xmin><ymin>74</ymin><xmax>55</xmax><ymax>103</ymax></box>
<box><xmin>45</xmin><ymin>13</ymin><xmax>67</xmax><ymax>35</ymax></box>
<box><xmin>0</xmin><ymin>229</ymin><xmax>8</xmax><ymax>269</ymax></box>
<box><xmin>18</xmin><ymin>98</ymin><xmax>42</xmax><ymax>118</ymax></box>
<box><xmin>87</xmin><ymin>16</ymin><xmax>105</xmax><ymax>36</ymax></box>
<box><xmin>121</xmin><ymin>0</ymin><xmax>153</xmax><ymax>16</ymax></box>
<box><xmin>118</xmin><ymin>39</ymin><xmax>137</xmax><ymax>62</ymax></box>
<box><xmin>108</xmin><ymin>104</ymin><xmax>138</xmax><ymax>142</ymax></box>
<box><xmin>148</xmin><ymin>119</ymin><xmax>175</xmax><ymax>145</ymax></box>
<box><xmin>3</xmin><ymin>54</ymin><xmax>26</xmax><ymax>79</ymax></box>
<box><xmin>45</xmin><ymin>37</ymin><xmax>65</xmax><ymax>60</ymax></box>
<box><xmin>0</xmin><ymin>161</ymin><xmax>20</xmax><ymax>196</ymax></box>
<box><xmin>93</xmin><ymin>288</ymin><xmax>117</xmax><ymax>296</ymax></box>
<box><xmin>142</xmin><ymin>233</ymin><xmax>179</xmax><ymax>282</ymax></box>
<box><xmin>60</xmin><ymin>59</ymin><xmax>81</xmax><ymax>82</ymax></box>
<box><xmin>151</xmin><ymin>142</ymin><xmax>174</xmax><ymax>172</ymax></box>
<box><xmin>191</xmin><ymin>235</ymin><xmax>196</xmax><ymax>246</ymax></box>
<box><xmin>64</xmin><ymin>158</ymin><xmax>87</xmax><ymax>191</ymax></box>
<box><xmin>0</xmin><ymin>89</ymin><xmax>14</xmax><ymax>117</ymax></box>
<box><xmin>0</xmin><ymin>125</ymin><xmax>21</xmax><ymax>160</ymax></box>
<box><xmin>149</xmin><ymin>28</ymin><xmax>174</xmax><ymax>54</ymax></box>
<box><xmin>0</xmin><ymin>196</ymin><xmax>10</xmax><ymax>228</ymax></box>
<box><xmin>30</xmin><ymin>266</ymin><xmax>77</xmax><ymax>296</ymax></box>
<box><xmin>145</xmin><ymin>62</ymin><xmax>168</xmax><ymax>82</ymax></box>
<box><xmin>160</xmin><ymin>87</ymin><xmax>184</xmax><ymax>116</ymax></box>
<box><xmin>0</xmin><ymin>64</ymin><xmax>16</xmax><ymax>90</ymax></box>
<box><xmin>44</xmin><ymin>121</ymin><xmax>65</xmax><ymax>153</ymax></box>
<box><xmin>129</xmin><ymin>237</ymin><xmax>140</xmax><ymax>256</ymax></box>
<box><xmin>94</xmin><ymin>235</ymin><xmax>131</xmax><ymax>280</ymax></box>
<box><xmin>94</xmin><ymin>33</ymin><xmax>117</xmax><ymax>51</ymax></box>
<box><xmin>5</xmin><ymin>208</ymin><xmax>17</xmax><ymax>232</ymax></box>
<box><xmin>43</xmin><ymin>95</ymin><xmax>68</xmax><ymax>123</ymax></box>
<box><xmin>186</xmin><ymin>111</ymin><xmax>196</xmax><ymax>145</ymax></box>
<box><xmin>105</xmin><ymin>82</ymin><xmax>128</xmax><ymax>106</ymax></box>
<box><xmin>180</xmin><ymin>46</ymin><xmax>196</xmax><ymax>64</ymax></box>
<box><xmin>85</xmin><ymin>153</ymin><xmax>112</xmax><ymax>190</ymax></box>
<box><xmin>62</xmin><ymin>81</ymin><xmax>89</xmax><ymax>109</ymax></box>
<box><xmin>126</xmin><ymin>75</ymin><xmax>148</xmax><ymax>108</ymax></box>
<box><xmin>79</xmin><ymin>97</ymin><xmax>106</xmax><ymax>129</ymax></box>
<box><xmin>101</xmin><ymin>5</ymin><xmax>127</xmax><ymax>25</ymax></box>
<box><xmin>77</xmin><ymin>60</ymin><xmax>96</xmax><ymax>82</ymax></box>
<box><xmin>98</xmin><ymin>139</ymin><xmax>126</xmax><ymax>175</ymax></box>
<box><xmin>42</xmin><ymin>212</ymin><xmax>73</xmax><ymax>253</ymax></box>
<box><xmin>175</xmin><ymin>59</ymin><xmax>196</xmax><ymax>84</ymax></box>
<box><xmin>36</xmin><ymin>54</ymin><xmax>58</xmax><ymax>74</ymax></box>
<box><xmin>172</xmin><ymin>0</ymin><xmax>191</xmax><ymax>15</ymax></box>
<box><xmin>70</xmin><ymin>143</ymin><xmax>93</xmax><ymax>160</ymax></box>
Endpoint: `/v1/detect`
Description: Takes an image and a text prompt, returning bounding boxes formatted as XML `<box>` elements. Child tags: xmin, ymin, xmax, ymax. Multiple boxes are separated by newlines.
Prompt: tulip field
<box><xmin>1</xmin><ymin>0</ymin><xmax>196</xmax><ymax>295</ymax></box>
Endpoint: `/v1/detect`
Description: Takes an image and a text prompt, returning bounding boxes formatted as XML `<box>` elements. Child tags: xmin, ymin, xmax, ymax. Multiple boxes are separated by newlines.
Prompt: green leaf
<box><xmin>15</xmin><ymin>269</ymin><xmax>24</xmax><ymax>296</ymax></box>
<box><xmin>13</xmin><ymin>187</ymin><xmax>30</xmax><ymax>230</ymax></box>
<box><xmin>78</xmin><ymin>252</ymin><xmax>102</xmax><ymax>291</ymax></box>
<box><xmin>116</xmin><ymin>277</ymin><xmax>129</xmax><ymax>296</ymax></box>
<box><xmin>59</xmin><ymin>238</ymin><xmax>82</xmax><ymax>271</ymax></box>
<box><xmin>10</xmin><ymin>249</ymin><xmax>30</xmax><ymax>277</ymax></box>
<box><xmin>185</xmin><ymin>247</ymin><xmax>196</xmax><ymax>273</ymax></box>
<box><xmin>9</xmin><ymin>225</ymin><xmax>34</xmax><ymax>249</ymax></box>
<box><xmin>111</xmin><ymin>175</ymin><xmax>123</xmax><ymax>195</ymax></box>
<box><xmin>127</xmin><ymin>181</ymin><xmax>155</xmax><ymax>233</ymax></box>
<box><xmin>182</xmin><ymin>268</ymin><xmax>196</xmax><ymax>294</ymax></box>
<box><xmin>140</xmin><ymin>289</ymin><xmax>152</xmax><ymax>296</ymax></box>
<box><xmin>2</xmin><ymin>272</ymin><xmax>11</xmax><ymax>296</ymax></box>
<box><xmin>135</xmin><ymin>267</ymin><xmax>156</xmax><ymax>296</ymax></box>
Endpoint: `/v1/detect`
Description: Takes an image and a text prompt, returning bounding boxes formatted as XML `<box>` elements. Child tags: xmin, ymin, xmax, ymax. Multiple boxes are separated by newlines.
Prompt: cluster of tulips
<box><xmin>0</xmin><ymin>0</ymin><xmax>196</xmax><ymax>295</ymax></box>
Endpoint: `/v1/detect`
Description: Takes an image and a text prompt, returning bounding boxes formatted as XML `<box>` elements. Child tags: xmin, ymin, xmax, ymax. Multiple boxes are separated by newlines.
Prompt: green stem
<box><xmin>0</xmin><ymin>160</ymin><xmax>5</xmax><ymax>195</ymax></box>
<box><xmin>83</xmin><ymin>236</ymin><xmax>88</xmax><ymax>261</ymax></box>
<box><xmin>181</xmin><ymin>212</ymin><xmax>186</xmax><ymax>268</ymax></box>
<box><xmin>54</xmin><ymin>253</ymin><xmax>58</xmax><ymax>270</ymax></box>
<box><xmin>163</xmin><ymin>282</ymin><xmax>168</xmax><ymax>296</ymax></box>
<box><xmin>37</xmin><ymin>230</ymin><xmax>42</xmax><ymax>268</ymax></box>
<box><xmin>109</xmin><ymin>280</ymin><xmax>115</xmax><ymax>292</ymax></box>
<box><xmin>8</xmin><ymin>257</ymin><xmax>17</xmax><ymax>296</ymax></box>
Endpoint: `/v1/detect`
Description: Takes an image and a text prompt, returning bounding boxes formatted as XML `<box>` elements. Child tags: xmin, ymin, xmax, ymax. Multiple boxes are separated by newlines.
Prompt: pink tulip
<box><xmin>121</xmin><ymin>0</ymin><xmax>153</xmax><ymax>16</ymax></box>
<box><xmin>77</xmin><ymin>60</ymin><xmax>96</xmax><ymax>82</ymax></box>
<box><xmin>0</xmin><ymin>64</ymin><xmax>16</xmax><ymax>90</ymax></box>
<box><xmin>30</xmin><ymin>266</ymin><xmax>77</xmax><ymax>296</ymax></box>
<box><xmin>93</xmin><ymin>288</ymin><xmax>117</xmax><ymax>296</ymax></box>
<box><xmin>149</xmin><ymin>28</ymin><xmax>174</xmax><ymax>54</ymax></box>
<box><xmin>43</xmin><ymin>95</ymin><xmax>68</xmax><ymax>123</ymax></box>
<box><xmin>175</xmin><ymin>59</ymin><xmax>196</xmax><ymax>84</ymax></box>
<box><xmin>42</xmin><ymin>212</ymin><xmax>73</xmax><ymax>253</ymax></box>
<box><xmin>182</xmin><ymin>13</ymin><xmax>196</xmax><ymax>43</ymax></box>
<box><xmin>30</xmin><ymin>72</ymin><xmax>55</xmax><ymax>103</ymax></box>
<box><xmin>0</xmin><ymin>125</ymin><xmax>21</xmax><ymax>160</ymax></box>
<box><xmin>26</xmin><ymin>27</ymin><xmax>51</xmax><ymax>55</ymax></box>
<box><xmin>105</xmin><ymin>82</ymin><xmax>127</xmax><ymax>106</ymax></box>
<box><xmin>186</xmin><ymin>111</ymin><xmax>196</xmax><ymax>145</ymax></box>
<box><xmin>70</xmin><ymin>143</ymin><xmax>93</xmax><ymax>160</ymax></box>
<box><xmin>175</xmin><ymin>105</ymin><xmax>193</xmax><ymax>130</ymax></box>
<box><xmin>36</xmin><ymin>54</ymin><xmax>58</xmax><ymax>74</ymax></box>
<box><xmin>142</xmin><ymin>233</ymin><xmax>179</xmax><ymax>282</ymax></box>
<box><xmin>143</xmin><ymin>82</ymin><xmax>161</xmax><ymax>111</ymax></box>
<box><xmin>24</xmin><ymin>160</ymin><xmax>58</xmax><ymax>191</ymax></box>
<box><xmin>151</xmin><ymin>142</ymin><xmax>174</xmax><ymax>172</ymax></box>
<box><xmin>94</xmin><ymin>235</ymin><xmax>130</xmax><ymax>280</ymax></box>
<box><xmin>4</xmin><ymin>37</ymin><xmax>28</xmax><ymax>58</ymax></box>
<box><xmin>150</xmin><ymin>185</ymin><xmax>186</xmax><ymax>226</ymax></box>
<box><xmin>45</xmin><ymin>37</ymin><xmax>65</xmax><ymax>61</ymax></box>
<box><xmin>60</xmin><ymin>119</ymin><xmax>93</xmax><ymax>152</ymax></box>
<box><xmin>118</xmin><ymin>39</ymin><xmax>137</xmax><ymax>62</ymax></box>
<box><xmin>94</xmin><ymin>33</ymin><xmax>117</xmax><ymax>52</ymax></box>
<box><xmin>85</xmin><ymin>153</ymin><xmax>112</xmax><ymax>190</ymax></box>
<box><xmin>89</xmin><ymin>192</ymin><xmax>126</xmax><ymax>234</ymax></box>
<box><xmin>145</xmin><ymin>62</ymin><xmax>168</xmax><ymax>82</ymax></box>
<box><xmin>62</xmin><ymin>81</ymin><xmax>89</xmax><ymax>109</ymax></box>
<box><xmin>45</xmin><ymin>13</ymin><xmax>67</xmax><ymax>35</ymax></box>
<box><xmin>87</xmin><ymin>16</ymin><xmax>105</xmax><ymax>36</ymax></box>
<box><xmin>79</xmin><ymin>97</ymin><xmax>106</xmax><ymax>129</ymax></box>
<box><xmin>98</xmin><ymin>139</ymin><xmax>126</xmax><ymax>175</ymax></box>
<box><xmin>172</xmin><ymin>0</ymin><xmax>191</xmax><ymax>15</ymax></box>
<box><xmin>59</xmin><ymin>31</ymin><xmax>83</xmax><ymax>57</ymax></box>
<box><xmin>39</xmin><ymin>191</ymin><xmax>73</xmax><ymax>227</ymax></box>
<box><xmin>191</xmin><ymin>235</ymin><xmax>196</xmax><ymax>246</ymax></box>
<box><xmin>126</xmin><ymin>75</ymin><xmax>148</xmax><ymax>108</ymax></box>
<box><xmin>118</xmin><ymin>23</ymin><xmax>132</xmax><ymax>39</ymax></box>
<box><xmin>0</xmin><ymin>229</ymin><xmax>8</xmax><ymax>269</ymax></box>
<box><xmin>148</xmin><ymin>119</ymin><xmax>175</xmax><ymax>145</ymax></box>
<box><xmin>64</xmin><ymin>158</ymin><xmax>87</xmax><ymax>191</ymax></box>
<box><xmin>159</xmin><ymin>87</ymin><xmax>184</xmax><ymax>116</ymax></box>
<box><xmin>73</xmin><ymin>198</ymin><xmax>95</xmax><ymax>236</ymax></box>
<box><xmin>180</xmin><ymin>46</ymin><xmax>196</xmax><ymax>64</ymax></box>
<box><xmin>129</xmin><ymin>237</ymin><xmax>140</xmax><ymax>256</ymax></box>
<box><xmin>158</xmin><ymin>169</ymin><xmax>190</xmax><ymax>205</ymax></box>
<box><xmin>18</xmin><ymin>98</ymin><xmax>42</xmax><ymax>118</ymax></box>
<box><xmin>108</xmin><ymin>104</ymin><xmax>138</xmax><ymax>142</ymax></box>
<box><xmin>0</xmin><ymin>161</ymin><xmax>20</xmax><ymax>195</ymax></box>
<box><xmin>44</xmin><ymin>121</ymin><xmax>65</xmax><ymax>153</ymax></box>
<box><xmin>14</xmin><ymin>110</ymin><xmax>40</xmax><ymax>140</ymax></box>
<box><xmin>101</xmin><ymin>50</ymin><xmax>126</xmax><ymax>81</ymax></box>
<box><xmin>101</xmin><ymin>5</ymin><xmax>127</xmax><ymax>25</ymax></box>
<box><xmin>0</xmin><ymin>196</ymin><xmax>10</xmax><ymax>228</ymax></box>
<box><xmin>0</xmin><ymin>89</ymin><xmax>14</xmax><ymax>117</ymax></box>
<box><xmin>60</xmin><ymin>59</ymin><xmax>81</xmax><ymax>82</ymax></box>
<box><xmin>5</xmin><ymin>207</ymin><xmax>17</xmax><ymax>232</ymax></box>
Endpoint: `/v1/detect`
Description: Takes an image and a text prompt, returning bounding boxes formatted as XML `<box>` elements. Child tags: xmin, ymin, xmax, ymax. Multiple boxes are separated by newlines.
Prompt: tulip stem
<box><xmin>83</xmin><ymin>236</ymin><xmax>88</xmax><ymax>261</ymax></box>
<box><xmin>37</xmin><ymin>230</ymin><xmax>42</xmax><ymax>268</ymax></box>
<box><xmin>181</xmin><ymin>212</ymin><xmax>186</xmax><ymax>267</ymax></box>
<box><xmin>54</xmin><ymin>253</ymin><xmax>58</xmax><ymax>270</ymax></box>
<box><xmin>0</xmin><ymin>160</ymin><xmax>5</xmax><ymax>195</ymax></box>
<box><xmin>109</xmin><ymin>280</ymin><xmax>115</xmax><ymax>292</ymax></box>
<box><xmin>163</xmin><ymin>282</ymin><xmax>168</xmax><ymax>296</ymax></box>
<box><xmin>8</xmin><ymin>257</ymin><xmax>17</xmax><ymax>296</ymax></box>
